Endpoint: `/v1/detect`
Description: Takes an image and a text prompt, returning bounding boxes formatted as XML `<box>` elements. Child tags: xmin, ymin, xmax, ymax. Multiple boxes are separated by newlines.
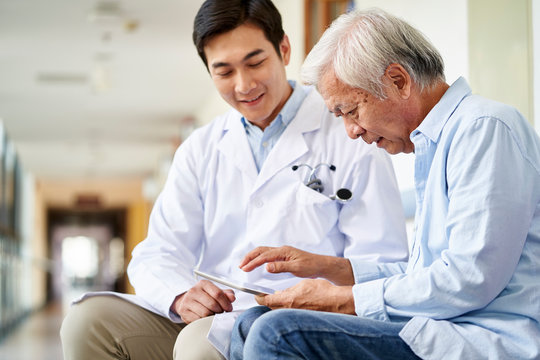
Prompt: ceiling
<box><xmin>0</xmin><ymin>0</ymin><xmax>214</xmax><ymax>180</ymax></box>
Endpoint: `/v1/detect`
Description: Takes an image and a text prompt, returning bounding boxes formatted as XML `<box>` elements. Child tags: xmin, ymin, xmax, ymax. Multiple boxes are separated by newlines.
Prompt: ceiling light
<box><xmin>87</xmin><ymin>1</ymin><xmax>123</xmax><ymax>24</ymax></box>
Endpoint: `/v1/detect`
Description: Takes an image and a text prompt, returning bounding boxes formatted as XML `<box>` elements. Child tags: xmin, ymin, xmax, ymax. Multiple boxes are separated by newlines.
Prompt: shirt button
<box><xmin>253</xmin><ymin>198</ymin><xmax>263</xmax><ymax>208</ymax></box>
<box><xmin>262</xmin><ymin>141</ymin><xmax>268</xmax><ymax>147</ymax></box>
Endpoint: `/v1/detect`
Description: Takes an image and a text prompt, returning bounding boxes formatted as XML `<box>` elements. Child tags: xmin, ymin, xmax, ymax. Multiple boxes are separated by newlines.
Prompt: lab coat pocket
<box><xmin>295</xmin><ymin>182</ymin><xmax>332</xmax><ymax>205</ymax></box>
<box><xmin>285</xmin><ymin>183</ymin><xmax>339</xmax><ymax>249</ymax></box>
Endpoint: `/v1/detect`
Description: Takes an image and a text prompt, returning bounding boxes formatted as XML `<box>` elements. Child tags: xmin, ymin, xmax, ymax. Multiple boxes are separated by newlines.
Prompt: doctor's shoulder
<box><xmin>177</xmin><ymin>111</ymin><xmax>233</xmax><ymax>150</ymax></box>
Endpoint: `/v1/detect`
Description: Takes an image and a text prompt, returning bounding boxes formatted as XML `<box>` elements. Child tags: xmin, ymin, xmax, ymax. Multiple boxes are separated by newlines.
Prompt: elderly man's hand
<box><xmin>255</xmin><ymin>279</ymin><xmax>356</xmax><ymax>314</ymax></box>
<box><xmin>240</xmin><ymin>245</ymin><xmax>355</xmax><ymax>285</ymax></box>
<box><xmin>171</xmin><ymin>280</ymin><xmax>236</xmax><ymax>324</ymax></box>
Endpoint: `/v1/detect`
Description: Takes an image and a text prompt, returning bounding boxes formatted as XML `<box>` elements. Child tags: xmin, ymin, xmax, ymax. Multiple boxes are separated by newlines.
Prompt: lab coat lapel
<box><xmin>217</xmin><ymin>111</ymin><xmax>258</xmax><ymax>183</ymax></box>
<box><xmin>253</xmin><ymin>91</ymin><xmax>322</xmax><ymax>192</ymax></box>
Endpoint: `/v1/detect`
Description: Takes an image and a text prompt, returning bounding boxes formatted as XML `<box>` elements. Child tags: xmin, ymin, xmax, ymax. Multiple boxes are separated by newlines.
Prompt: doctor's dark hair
<box><xmin>193</xmin><ymin>0</ymin><xmax>285</xmax><ymax>69</ymax></box>
<box><xmin>302</xmin><ymin>8</ymin><xmax>445</xmax><ymax>99</ymax></box>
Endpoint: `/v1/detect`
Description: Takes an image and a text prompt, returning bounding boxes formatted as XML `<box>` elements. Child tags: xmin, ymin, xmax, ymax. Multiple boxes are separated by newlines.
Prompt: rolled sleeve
<box><xmin>352</xmin><ymin>278</ymin><xmax>388</xmax><ymax>321</ymax></box>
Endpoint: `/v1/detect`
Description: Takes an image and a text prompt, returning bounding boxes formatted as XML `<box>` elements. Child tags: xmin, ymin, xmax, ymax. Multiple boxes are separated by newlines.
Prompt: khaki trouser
<box><xmin>60</xmin><ymin>296</ymin><xmax>225</xmax><ymax>360</ymax></box>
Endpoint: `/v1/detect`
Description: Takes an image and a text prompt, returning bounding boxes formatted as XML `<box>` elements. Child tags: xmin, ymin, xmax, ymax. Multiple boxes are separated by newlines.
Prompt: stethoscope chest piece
<box><xmin>329</xmin><ymin>188</ymin><xmax>353</xmax><ymax>203</ymax></box>
<box><xmin>292</xmin><ymin>163</ymin><xmax>353</xmax><ymax>202</ymax></box>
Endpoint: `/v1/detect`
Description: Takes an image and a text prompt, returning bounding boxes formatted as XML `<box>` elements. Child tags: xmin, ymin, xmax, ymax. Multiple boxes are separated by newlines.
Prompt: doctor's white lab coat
<box><xmin>79</xmin><ymin>87</ymin><xmax>408</xmax><ymax>356</ymax></box>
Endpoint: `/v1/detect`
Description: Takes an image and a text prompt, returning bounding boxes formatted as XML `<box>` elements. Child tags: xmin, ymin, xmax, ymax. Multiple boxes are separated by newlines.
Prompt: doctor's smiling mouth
<box><xmin>239</xmin><ymin>93</ymin><xmax>265</xmax><ymax>106</ymax></box>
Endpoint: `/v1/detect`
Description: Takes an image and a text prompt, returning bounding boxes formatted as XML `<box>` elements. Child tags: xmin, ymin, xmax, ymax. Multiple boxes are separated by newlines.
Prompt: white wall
<box><xmin>195</xmin><ymin>75</ymin><xmax>230</xmax><ymax>126</ymax></box>
<box><xmin>468</xmin><ymin>0</ymin><xmax>532</xmax><ymax>122</ymax></box>
<box><xmin>534</xmin><ymin>0</ymin><xmax>540</xmax><ymax>132</ymax></box>
<box><xmin>275</xmin><ymin>0</ymin><xmax>305</xmax><ymax>80</ymax></box>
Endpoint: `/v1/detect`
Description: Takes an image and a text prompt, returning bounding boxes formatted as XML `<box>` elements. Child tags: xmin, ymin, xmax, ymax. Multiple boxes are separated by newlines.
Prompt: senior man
<box><xmin>230</xmin><ymin>8</ymin><xmax>540</xmax><ymax>360</ymax></box>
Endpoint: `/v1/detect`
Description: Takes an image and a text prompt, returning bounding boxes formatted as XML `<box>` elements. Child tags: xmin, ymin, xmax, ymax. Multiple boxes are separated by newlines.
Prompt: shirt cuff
<box><xmin>348</xmin><ymin>257</ymin><xmax>383</xmax><ymax>283</ymax></box>
<box><xmin>352</xmin><ymin>278</ymin><xmax>388</xmax><ymax>321</ymax></box>
<box><xmin>166</xmin><ymin>290</ymin><xmax>188</xmax><ymax>323</ymax></box>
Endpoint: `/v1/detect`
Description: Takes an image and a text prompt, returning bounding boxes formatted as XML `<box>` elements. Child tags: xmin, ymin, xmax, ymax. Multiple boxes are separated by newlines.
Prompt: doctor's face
<box><xmin>318</xmin><ymin>70</ymin><xmax>416</xmax><ymax>154</ymax></box>
<box><xmin>203</xmin><ymin>23</ymin><xmax>292</xmax><ymax>130</ymax></box>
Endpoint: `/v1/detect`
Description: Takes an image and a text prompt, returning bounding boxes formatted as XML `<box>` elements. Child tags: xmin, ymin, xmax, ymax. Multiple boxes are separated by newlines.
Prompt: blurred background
<box><xmin>0</xmin><ymin>0</ymin><xmax>537</xmax><ymax>358</ymax></box>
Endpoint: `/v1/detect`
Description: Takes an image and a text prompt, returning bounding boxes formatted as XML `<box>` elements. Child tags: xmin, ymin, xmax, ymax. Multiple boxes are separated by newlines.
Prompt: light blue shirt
<box><xmin>350</xmin><ymin>77</ymin><xmax>540</xmax><ymax>359</ymax></box>
<box><xmin>241</xmin><ymin>81</ymin><xmax>307</xmax><ymax>172</ymax></box>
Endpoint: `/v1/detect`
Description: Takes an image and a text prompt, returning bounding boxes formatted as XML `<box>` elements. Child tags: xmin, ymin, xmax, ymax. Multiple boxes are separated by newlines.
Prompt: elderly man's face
<box><xmin>318</xmin><ymin>70</ymin><xmax>415</xmax><ymax>154</ymax></box>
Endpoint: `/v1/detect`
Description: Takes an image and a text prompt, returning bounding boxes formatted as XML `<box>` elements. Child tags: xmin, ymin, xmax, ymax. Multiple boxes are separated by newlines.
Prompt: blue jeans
<box><xmin>230</xmin><ymin>306</ymin><xmax>421</xmax><ymax>360</ymax></box>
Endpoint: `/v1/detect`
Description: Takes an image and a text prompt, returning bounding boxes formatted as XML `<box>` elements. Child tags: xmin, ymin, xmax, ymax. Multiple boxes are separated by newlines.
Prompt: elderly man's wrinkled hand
<box><xmin>254</xmin><ymin>279</ymin><xmax>356</xmax><ymax>314</ymax></box>
<box><xmin>239</xmin><ymin>245</ymin><xmax>323</xmax><ymax>278</ymax></box>
<box><xmin>240</xmin><ymin>245</ymin><xmax>355</xmax><ymax>285</ymax></box>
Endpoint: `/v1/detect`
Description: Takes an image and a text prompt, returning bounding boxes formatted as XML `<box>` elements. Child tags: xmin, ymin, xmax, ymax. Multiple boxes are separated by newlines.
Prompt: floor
<box><xmin>0</xmin><ymin>301</ymin><xmax>64</xmax><ymax>360</ymax></box>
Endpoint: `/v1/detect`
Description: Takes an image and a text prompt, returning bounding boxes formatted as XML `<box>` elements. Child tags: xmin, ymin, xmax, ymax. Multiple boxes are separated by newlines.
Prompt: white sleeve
<box><xmin>127</xmin><ymin>136</ymin><xmax>204</xmax><ymax>320</ymax></box>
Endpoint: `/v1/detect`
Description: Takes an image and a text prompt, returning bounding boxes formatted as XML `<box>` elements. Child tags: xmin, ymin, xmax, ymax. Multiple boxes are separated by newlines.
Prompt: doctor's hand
<box><xmin>171</xmin><ymin>280</ymin><xmax>236</xmax><ymax>324</ymax></box>
<box><xmin>255</xmin><ymin>279</ymin><xmax>356</xmax><ymax>314</ymax></box>
<box><xmin>240</xmin><ymin>245</ymin><xmax>355</xmax><ymax>285</ymax></box>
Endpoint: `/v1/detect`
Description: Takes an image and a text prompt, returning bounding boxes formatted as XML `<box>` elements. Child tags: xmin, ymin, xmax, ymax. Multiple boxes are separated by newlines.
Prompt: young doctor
<box><xmin>60</xmin><ymin>1</ymin><xmax>408</xmax><ymax>359</ymax></box>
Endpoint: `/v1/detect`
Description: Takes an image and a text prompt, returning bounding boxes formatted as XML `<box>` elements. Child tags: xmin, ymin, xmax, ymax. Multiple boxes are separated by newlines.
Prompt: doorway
<box><xmin>47</xmin><ymin>208</ymin><xmax>126</xmax><ymax>312</ymax></box>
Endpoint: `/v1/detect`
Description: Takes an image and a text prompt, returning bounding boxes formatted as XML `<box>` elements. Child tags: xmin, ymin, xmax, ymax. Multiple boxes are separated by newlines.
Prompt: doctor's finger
<box><xmin>186</xmin><ymin>281</ymin><xmax>233</xmax><ymax>313</ymax></box>
<box><xmin>181</xmin><ymin>304</ymin><xmax>213</xmax><ymax>323</ymax></box>
<box><xmin>200</xmin><ymin>284</ymin><xmax>235</xmax><ymax>313</ymax></box>
<box><xmin>224</xmin><ymin>289</ymin><xmax>236</xmax><ymax>302</ymax></box>
<box><xmin>179</xmin><ymin>308</ymin><xmax>200</xmax><ymax>324</ymax></box>
<box><xmin>178</xmin><ymin>291</ymin><xmax>219</xmax><ymax>322</ymax></box>
<box><xmin>187</xmin><ymin>291</ymin><xmax>228</xmax><ymax>317</ymax></box>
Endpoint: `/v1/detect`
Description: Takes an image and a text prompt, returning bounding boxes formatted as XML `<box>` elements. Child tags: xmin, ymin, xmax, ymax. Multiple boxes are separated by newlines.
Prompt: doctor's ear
<box><xmin>279</xmin><ymin>34</ymin><xmax>291</xmax><ymax>66</ymax></box>
<box><xmin>384</xmin><ymin>63</ymin><xmax>411</xmax><ymax>99</ymax></box>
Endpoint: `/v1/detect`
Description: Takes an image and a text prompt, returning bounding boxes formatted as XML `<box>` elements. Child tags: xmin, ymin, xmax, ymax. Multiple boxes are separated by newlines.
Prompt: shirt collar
<box><xmin>411</xmin><ymin>77</ymin><xmax>472</xmax><ymax>144</ymax></box>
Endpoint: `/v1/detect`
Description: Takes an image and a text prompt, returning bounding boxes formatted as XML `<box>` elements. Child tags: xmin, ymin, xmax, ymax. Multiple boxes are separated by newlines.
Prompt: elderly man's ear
<box><xmin>384</xmin><ymin>63</ymin><xmax>412</xmax><ymax>99</ymax></box>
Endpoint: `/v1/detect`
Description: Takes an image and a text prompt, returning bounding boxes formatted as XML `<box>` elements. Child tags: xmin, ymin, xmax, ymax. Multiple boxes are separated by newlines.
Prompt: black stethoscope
<box><xmin>292</xmin><ymin>163</ymin><xmax>353</xmax><ymax>202</ymax></box>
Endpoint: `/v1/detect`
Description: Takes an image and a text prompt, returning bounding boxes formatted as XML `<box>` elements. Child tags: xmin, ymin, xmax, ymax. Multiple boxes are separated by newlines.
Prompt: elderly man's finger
<box><xmin>254</xmin><ymin>292</ymin><xmax>287</xmax><ymax>309</ymax></box>
<box><xmin>240</xmin><ymin>248</ymin><xmax>288</xmax><ymax>272</ymax></box>
<box><xmin>255</xmin><ymin>294</ymin><xmax>270</xmax><ymax>306</ymax></box>
<box><xmin>239</xmin><ymin>246</ymin><xmax>272</xmax><ymax>268</ymax></box>
<box><xmin>266</xmin><ymin>259</ymin><xmax>299</xmax><ymax>274</ymax></box>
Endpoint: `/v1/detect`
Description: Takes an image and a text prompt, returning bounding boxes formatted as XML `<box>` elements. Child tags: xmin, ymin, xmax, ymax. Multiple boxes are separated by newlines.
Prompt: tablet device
<box><xmin>193</xmin><ymin>269</ymin><xmax>275</xmax><ymax>296</ymax></box>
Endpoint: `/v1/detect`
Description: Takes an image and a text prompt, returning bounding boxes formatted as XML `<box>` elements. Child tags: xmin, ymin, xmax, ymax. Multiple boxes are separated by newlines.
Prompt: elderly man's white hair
<box><xmin>301</xmin><ymin>8</ymin><xmax>445</xmax><ymax>99</ymax></box>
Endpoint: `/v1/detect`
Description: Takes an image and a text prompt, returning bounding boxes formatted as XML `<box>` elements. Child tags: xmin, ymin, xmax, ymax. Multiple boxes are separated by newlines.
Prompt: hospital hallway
<box><xmin>0</xmin><ymin>1</ymin><xmax>537</xmax><ymax>359</ymax></box>
<box><xmin>0</xmin><ymin>202</ymin><xmax>145</xmax><ymax>360</ymax></box>
<box><xmin>0</xmin><ymin>301</ymin><xmax>63</xmax><ymax>360</ymax></box>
